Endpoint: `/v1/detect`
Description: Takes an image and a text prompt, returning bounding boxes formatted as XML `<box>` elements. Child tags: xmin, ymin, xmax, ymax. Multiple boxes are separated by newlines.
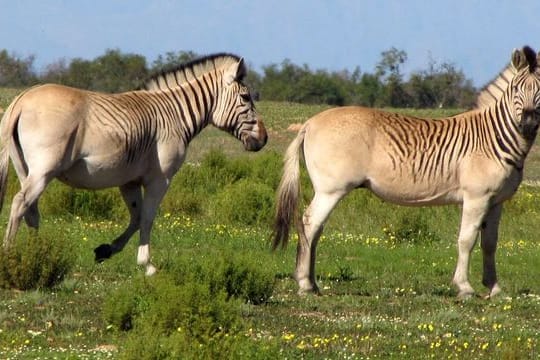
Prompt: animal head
<box><xmin>212</xmin><ymin>58</ymin><xmax>267</xmax><ymax>151</ymax></box>
<box><xmin>508</xmin><ymin>46</ymin><xmax>540</xmax><ymax>140</ymax></box>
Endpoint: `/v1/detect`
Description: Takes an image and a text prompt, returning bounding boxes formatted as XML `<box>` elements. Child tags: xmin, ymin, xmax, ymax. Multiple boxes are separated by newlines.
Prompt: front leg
<box><xmin>480</xmin><ymin>203</ymin><xmax>503</xmax><ymax>298</ymax></box>
<box><xmin>138</xmin><ymin>178</ymin><xmax>170</xmax><ymax>276</ymax></box>
<box><xmin>95</xmin><ymin>183</ymin><xmax>142</xmax><ymax>262</ymax></box>
<box><xmin>452</xmin><ymin>196</ymin><xmax>490</xmax><ymax>298</ymax></box>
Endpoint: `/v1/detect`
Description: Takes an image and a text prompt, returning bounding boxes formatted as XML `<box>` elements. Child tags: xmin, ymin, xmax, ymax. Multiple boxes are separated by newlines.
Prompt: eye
<box><xmin>240</xmin><ymin>93</ymin><xmax>251</xmax><ymax>102</ymax></box>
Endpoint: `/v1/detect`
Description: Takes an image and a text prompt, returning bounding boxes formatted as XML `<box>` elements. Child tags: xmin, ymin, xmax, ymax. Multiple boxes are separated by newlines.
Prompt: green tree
<box><xmin>40</xmin><ymin>50</ymin><xmax>147</xmax><ymax>92</ymax></box>
<box><xmin>407</xmin><ymin>59</ymin><xmax>476</xmax><ymax>108</ymax></box>
<box><xmin>91</xmin><ymin>49</ymin><xmax>148</xmax><ymax>92</ymax></box>
<box><xmin>355</xmin><ymin>73</ymin><xmax>382</xmax><ymax>107</ymax></box>
<box><xmin>150</xmin><ymin>50</ymin><xmax>199</xmax><ymax>72</ymax></box>
<box><xmin>0</xmin><ymin>49</ymin><xmax>37</xmax><ymax>87</ymax></box>
<box><xmin>296</xmin><ymin>70</ymin><xmax>347</xmax><ymax>105</ymax></box>
<box><xmin>375</xmin><ymin>47</ymin><xmax>410</xmax><ymax>107</ymax></box>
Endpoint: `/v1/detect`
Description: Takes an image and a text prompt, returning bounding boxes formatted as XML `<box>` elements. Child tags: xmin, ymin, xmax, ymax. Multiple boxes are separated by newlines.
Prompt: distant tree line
<box><xmin>0</xmin><ymin>47</ymin><xmax>477</xmax><ymax>108</ymax></box>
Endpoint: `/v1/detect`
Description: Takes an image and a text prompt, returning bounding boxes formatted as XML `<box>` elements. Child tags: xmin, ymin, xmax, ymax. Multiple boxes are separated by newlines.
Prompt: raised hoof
<box><xmin>94</xmin><ymin>244</ymin><xmax>113</xmax><ymax>263</ymax></box>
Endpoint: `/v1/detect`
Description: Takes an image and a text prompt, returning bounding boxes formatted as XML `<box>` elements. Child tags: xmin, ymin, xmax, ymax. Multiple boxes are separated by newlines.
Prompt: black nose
<box><xmin>244</xmin><ymin>134</ymin><xmax>267</xmax><ymax>152</ymax></box>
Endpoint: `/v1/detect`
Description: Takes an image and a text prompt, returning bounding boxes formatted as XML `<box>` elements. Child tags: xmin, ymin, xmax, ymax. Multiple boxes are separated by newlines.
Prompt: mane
<box><xmin>142</xmin><ymin>53</ymin><xmax>242</xmax><ymax>91</ymax></box>
<box><xmin>475</xmin><ymin>64</ymin><xmax>515</xmax><ymax>109</ymax></box>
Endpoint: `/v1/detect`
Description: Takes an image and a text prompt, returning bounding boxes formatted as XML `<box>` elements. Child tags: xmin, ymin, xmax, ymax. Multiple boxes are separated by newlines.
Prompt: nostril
<box><xmin>523</xmin><ymin>107</ymin><xmax>536</xmax><ymax>116</ymax></box>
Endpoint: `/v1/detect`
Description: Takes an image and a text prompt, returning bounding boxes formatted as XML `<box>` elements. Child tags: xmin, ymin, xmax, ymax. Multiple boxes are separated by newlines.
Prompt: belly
<box><xmin>366</xmin><ymin>178</ymin><xmax>463</xmax><ymax>206</ymax></box>
<box><xmin>57</xmin><ymin>158</ymin><xmax>146</xmax><ymax>189</ymax></box>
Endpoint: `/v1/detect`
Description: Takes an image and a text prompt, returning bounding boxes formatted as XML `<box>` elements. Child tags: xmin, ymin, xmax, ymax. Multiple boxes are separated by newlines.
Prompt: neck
<box><xmin>165</xmin><ymin>73</ymin><xmax>218</xmax><ymax>144</ymax></box>
<box><xmin>482</xmin><ymin>96</ymin><xmax>531</xmax><ymax>169</ymax></box>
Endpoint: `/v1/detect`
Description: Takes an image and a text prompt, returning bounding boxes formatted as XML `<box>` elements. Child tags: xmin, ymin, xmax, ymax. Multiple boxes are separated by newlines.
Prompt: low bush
<box><xmin>41</xmin><ymin>182</ymin><xmax>124</xmax><ymax>220</ymax></box>
<box><xmin>163</xmin><ymin>254</ymin><xmax>276</xmax><ymax>305</ymax></box>
<box><xmin>214</xmin><ymin>179</ymin><xmax>274</xmax><ymax>226</ymax></box>
<box><xmin>104</xmin><ymin>256</ymin><xmax>276</xmax><ymax>359</ymax></box>
<box><xmin>0</xmin><ymin>228</ymin><xmax>74</xmax><ymax>290</ymax></box>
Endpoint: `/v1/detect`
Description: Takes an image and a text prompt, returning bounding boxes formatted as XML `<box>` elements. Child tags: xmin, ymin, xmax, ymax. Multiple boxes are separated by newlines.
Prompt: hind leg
<box><xmin>4</xmin><ymin>172</ymin><xmax>52</xmax><ymax>247</ymax></box>
<box><xmin>480</xmin><ymin>203</ymin><xmax>503</xmax><ymax>298</ymax></box>
<box><xmin>94</xmin><ymin>183</ymin><xmax>143</xmax><ymax>262</ymax></box>
<box><xmin>295</xmin><ymin>190</ymin><xmax>345</xmax><ymax>294</ymax></box>
<box><xmin>9</xmin><ymin>144</ymin><xmax>40</xmax><ymax>230</ymax></box>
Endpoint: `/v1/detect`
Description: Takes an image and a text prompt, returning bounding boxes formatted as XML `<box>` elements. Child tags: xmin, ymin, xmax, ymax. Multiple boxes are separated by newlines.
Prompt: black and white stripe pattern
<box><xmin>379</xmin><ymin>54</ymin><xmax>540</xmax><ymax>182</ymax></box>
<box><xmin>86</xmin><ymin>54</ymin><xmax>257</xmax><ymax>164</ymax></box>
<box><xmin>0</xmin><ymin>53</ymin><xmax>266</xmax><ymax>276</ymax></box>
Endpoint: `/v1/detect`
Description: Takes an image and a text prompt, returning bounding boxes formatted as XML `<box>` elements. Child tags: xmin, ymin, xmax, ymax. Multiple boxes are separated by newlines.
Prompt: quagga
<box><xmin>0</xmin><ymin>53</ymin><xmax>267</xmax><ymax>275</ymax></box>
<box><xmin>272</xmin><ymin>46</ymin><xmax>540</xmax><ymax>298</ymax></box>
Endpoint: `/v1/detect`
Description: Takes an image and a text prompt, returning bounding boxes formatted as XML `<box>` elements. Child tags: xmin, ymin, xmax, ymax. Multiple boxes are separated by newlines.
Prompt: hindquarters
<box><xmin>1</xmin><ymin>85</ymin><xmax>91</xmax><ymax>244</ymax></box>
<box><xmin>302</xmin><ymin>107</ymin><xmax>378</xmax><ymax>195</ymax></box>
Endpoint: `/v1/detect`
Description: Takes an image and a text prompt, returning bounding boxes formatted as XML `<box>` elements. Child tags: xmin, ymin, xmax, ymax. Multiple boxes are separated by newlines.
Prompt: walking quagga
<box><xmin>272</xmin><ymin>46</ymin><xmax>540</xmax><ymax>298</ymax></box>
<box><xmin>0</xmin><ymin>53</ymin><xmax>267</xmax><ymax>275</ymax></box>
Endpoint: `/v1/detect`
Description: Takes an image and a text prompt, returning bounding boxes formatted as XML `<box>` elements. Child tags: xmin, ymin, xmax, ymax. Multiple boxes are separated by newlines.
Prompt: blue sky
<box><xmin>0</xmin><ymin>0</ymin><xmax>539</xmax><ymax>87</ymax></box>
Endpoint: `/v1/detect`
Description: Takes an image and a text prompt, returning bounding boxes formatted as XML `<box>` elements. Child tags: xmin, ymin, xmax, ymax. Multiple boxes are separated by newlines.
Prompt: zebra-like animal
<box><xmin>0</xmin><ymin>53</ymin><xmax>267</xmax><ymax>275</ymax></box>
<box><xmin>273</xmin><ymin>46</ymin><xmax>540</xmax><ymax>298</ymax></box>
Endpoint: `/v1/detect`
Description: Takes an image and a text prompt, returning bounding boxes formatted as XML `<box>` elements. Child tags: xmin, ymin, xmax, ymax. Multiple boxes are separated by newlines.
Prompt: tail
<box><xmin>0</xmin><ymin>91</ymin><xmax>25</xmax><ymax>212</ymax></box>
<box><xmin>272</xmin><ymin>124</ymin><xmax>307</xmax><ymax>250</ymax></box>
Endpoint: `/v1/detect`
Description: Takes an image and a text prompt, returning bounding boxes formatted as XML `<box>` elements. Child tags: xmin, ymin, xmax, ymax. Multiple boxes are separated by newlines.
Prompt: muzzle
<box><xmin>519</xmin><ymin>108</ymin><xmax>540</xmax><ymax>139</ymax></box>
<box><xmin>243</xmin><ymin>118</ymin><xmax>268</xmax><ymax>152</ymax></box>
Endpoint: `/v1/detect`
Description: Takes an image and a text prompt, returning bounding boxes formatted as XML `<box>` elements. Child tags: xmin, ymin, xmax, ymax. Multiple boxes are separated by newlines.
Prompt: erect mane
<box><xmin>142</xmin><ymin>53</ymin><xmax>242</xmax><ymax>91</ymax></box>
<box><xmin>475</xmin><ymin>64</ymin><xmax>516</xmax><ymax>109</ymax></box>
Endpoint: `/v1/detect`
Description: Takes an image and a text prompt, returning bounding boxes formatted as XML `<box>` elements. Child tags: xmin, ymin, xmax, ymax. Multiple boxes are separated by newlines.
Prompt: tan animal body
<box><xmin>0</xmin><ymin>54</ymin><xmax>267</xmax><ymax>275</ymax></box>
<box><xmin>273</xmin><ymin>46</ymin><xmax>540</xmax><ymax>298</ymax></box>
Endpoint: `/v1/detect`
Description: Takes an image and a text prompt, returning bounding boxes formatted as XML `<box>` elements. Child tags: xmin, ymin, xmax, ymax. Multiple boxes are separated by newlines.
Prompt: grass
<box><xmin>0</xmin><ymin>90</ymin><xmax>539</xmax><ymax>358</ymax></box>
<box><xmin>0</xmin><ymin>212</ymin><xmax>538</xmax><ymax>358</ymax></box>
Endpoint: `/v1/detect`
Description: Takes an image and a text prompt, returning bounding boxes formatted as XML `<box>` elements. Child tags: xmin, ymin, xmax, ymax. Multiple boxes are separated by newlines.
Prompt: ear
<box><xmin>512</xmin><ymin>46</ymin><xmax>537</xmax><ymax>72</ymax></box>
<box><xmin>224</xmin><ymin>58</ymin><xmax>246</xmax><ymax>85</ymax></box>
<box><xmin>511</xmin><ymin>48</ymin><xmax>528</xmax><ymax>71</ymax></box>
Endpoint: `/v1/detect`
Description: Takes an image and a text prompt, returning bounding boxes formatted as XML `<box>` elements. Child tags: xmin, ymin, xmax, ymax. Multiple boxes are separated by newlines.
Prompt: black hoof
<box><xmin>94</xmin><ymin>244</ymin><xmax>113</xmax><ymax>263</ymax></box>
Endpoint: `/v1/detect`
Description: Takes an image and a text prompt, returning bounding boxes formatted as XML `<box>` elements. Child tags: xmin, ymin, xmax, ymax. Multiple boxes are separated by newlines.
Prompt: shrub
<box><xmin>248</xmin><ymin>151</ymin><xmax>283</xmax><ymax>189</ymax></box>
<box><xmin>218</xmin><ymin>257</ymin><xmax>275</xmax><ymax>305</ymax></box>
<box><xmin>213</xmin><ymin>179</ymin><xmax>274</xmax><ymax>226</ymax></box>
<box><xmin>105</xmin><ymin>273</ymin><xmax>260</xmax><ymax>359</ymax></box>
<box><xmin>104</xmin><ymin>254</ymin><xmax>276</xmax><ymax>358</ymax></box>
<box><xmin>160</xmin><ymin>187</ymin><xmax>204</xmax><ymax>216</ymax></box>
<box><xmin>0</xmin><ymin>228</ymin><xmax>74</xmax><ymax>290</ymax></box>
<box><xmin>163</xmin><ymin>254</ymin><xmax>275</xmax><ymax>305</ymax></box>
<box><xmin>200</xmin><ymin>149</ymin><xmax>251</xmax><ymax>188</ymax></box>
<box><xmin>102</xmin><ymin>278</ymin><xmax>153</xmax><ymax>331</ymax></box>
<box><xmin>41</xmin><ymin>182</ymin><xmax>124</xmax><ymax>220</ymax></box>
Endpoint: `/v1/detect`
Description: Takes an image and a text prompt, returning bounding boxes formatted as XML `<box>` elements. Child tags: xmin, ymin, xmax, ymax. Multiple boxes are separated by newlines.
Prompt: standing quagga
<box><xmin>0</xmin><ymin>53</ymin><xmax>267</xmax><ymax>275</ymax></box>
<box><xmin>273</xmin><ymin>46</ymin><xmax>540</xmax><ymax>298</ymax></box>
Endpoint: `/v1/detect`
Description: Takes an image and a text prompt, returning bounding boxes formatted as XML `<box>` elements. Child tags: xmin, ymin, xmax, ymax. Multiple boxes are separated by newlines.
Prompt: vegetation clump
<box><xmin>104</xmin><ymin>255</ymin><xmax>276</xmax><ymax>358</ymax></box>
<box><xmin>0</xmin><ymin>228</ymin><xmax>74</xmax><ymax>290</ymax></box>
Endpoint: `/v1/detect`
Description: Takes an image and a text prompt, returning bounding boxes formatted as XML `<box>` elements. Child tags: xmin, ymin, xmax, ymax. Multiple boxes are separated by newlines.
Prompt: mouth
<box><xmin>242</xmin><ymin>120</ymin><xmax>268</xmax><ymax>152</ymax></box>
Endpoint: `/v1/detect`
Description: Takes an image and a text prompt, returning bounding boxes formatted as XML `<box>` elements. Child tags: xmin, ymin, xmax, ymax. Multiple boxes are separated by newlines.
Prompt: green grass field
<box><xmin>0</xmin><ymin>89</ymin><xmax>539</xmax><ymax>359</ymax></box>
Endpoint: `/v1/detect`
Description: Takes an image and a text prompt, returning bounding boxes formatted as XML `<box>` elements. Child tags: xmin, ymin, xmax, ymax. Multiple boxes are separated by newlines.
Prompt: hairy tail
<box><xmin>272</xmin><ymin>124</ymin><xmax>307</xmax><ymax>250</ymax></box>
<box><xmin>0</xmin><ymin>91</ymin><xmax>25</xmax><ymax>212</ymax></box>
